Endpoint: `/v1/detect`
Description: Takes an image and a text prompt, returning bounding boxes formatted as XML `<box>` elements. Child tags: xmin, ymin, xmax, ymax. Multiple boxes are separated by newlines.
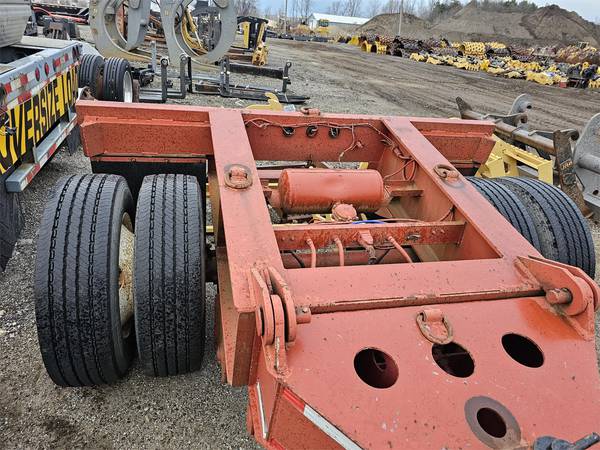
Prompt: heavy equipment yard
<box><xmin>2</xmin><ymin>29</ymin><xmax>600</xmax><ymax>450</ymax></box>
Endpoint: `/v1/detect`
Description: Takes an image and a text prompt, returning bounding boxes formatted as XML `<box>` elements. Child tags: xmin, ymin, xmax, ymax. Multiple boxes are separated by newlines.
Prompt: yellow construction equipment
<box><xmin>459</xmin><ymin>41</ymin><xmax>486</xmax><ymax>57</ymax></box>
<box><xmin>526</xmin><ymin>71</ymin><xmax>554</xmax><ymax>85</ymax></box>
<box><xmin>315</xmin><ymin>19</ymin><xmax>330</xmax><ymax>37</ymax></box>
<box><xmin>238</xmin><ymin>16</ymin><xmax>270</xmax><ymax>66</ymax></box>
<box><xmin>589</xmin><ymin>78</ymin><xmax>600</xmax><ymax>89</ymax></box>
<box><xmin>426</xmin><ymin>56</ymin><xmax>443</xmax><ymax>65</ymax></box>
<box><xmin>348</xmin><ymin>35</ymin><xmax>360</xmax><ymax>46</ymax></box>
<box><xmin>246</xmin><ymin>92</ymin><xmax>284</xmax><ymax>111</ymax></box>
<box><xmin>252</xmin><ymin>42</ymin><xmax>268</xmax><ymax>66</ymax></box>
<box><xmin>374</xmin><ymin>42</ymin><xmax>387</xmax><ymax>54</ymax></box>
<box><xmin>477</xmin><ymin>137</ymin><xmax>554</xmax><ymax>184</ymax></box>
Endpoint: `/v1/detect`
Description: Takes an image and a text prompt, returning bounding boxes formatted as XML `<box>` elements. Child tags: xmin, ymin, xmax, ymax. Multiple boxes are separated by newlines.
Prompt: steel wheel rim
<box><xmin>122</xmin><ymin>71</ymin><xmax>133</xmax><ymax>103</ymax></box>
<box><xmin>118</xmin><ymin>213</ymin><xmax>134</xmax><ymax>337</ymax></box>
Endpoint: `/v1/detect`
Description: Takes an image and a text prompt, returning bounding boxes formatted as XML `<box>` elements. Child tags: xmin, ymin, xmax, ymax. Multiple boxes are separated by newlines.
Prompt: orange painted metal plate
<box><xmin>281</xmin><ymin>298</ymin><xmax>600</xmax><ymax>449</ymax></box>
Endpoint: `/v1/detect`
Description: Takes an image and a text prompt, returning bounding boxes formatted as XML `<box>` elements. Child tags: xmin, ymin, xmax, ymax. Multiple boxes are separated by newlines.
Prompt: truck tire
<box><xmin>0</xmin><ymin>173</ymin><xmax>24</xmax><ymax>271</ymax></box>
<box><xmin>102</xmin><ymin>57</ymin><xmax>133</xmax><ymax>103</ymax></box>
<box><xmin>497</xmin><ymin>177</ymin><xmax>595</xmax><ymax>277</ymax></box>
<box><xmin>34</xmin><ymin>174</ymin><xmax>136</xmax><ymax>386</ymax></box>
<box><xmin>78</xmin><ymin>54</ymin><xmax>104</xmax><ymax>100</ymax></box>
<box><xmin>468</xmin><ymin>177</ymin><xmax>540</xmax><ymax>251</ymax></box>
<box><xmin>134</xmin><ymin>174</ymin><xmax>206</xmax><ymax>377</ymax></box>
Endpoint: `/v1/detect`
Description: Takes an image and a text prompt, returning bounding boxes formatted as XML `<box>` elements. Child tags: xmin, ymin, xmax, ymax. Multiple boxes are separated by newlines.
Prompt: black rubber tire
<box><xmin>0</xmin><ymin>172</ymin><xmax>24</xmax><ymax>271</ymax></box>
<box><xmin>468</xmin><ymin>177</ymin><xmax>540</xmax><ymax>251</ymax></box>
<box><xmin>497</xmin><ymin>177</ymin><xmax>595</xmax><ymax>277</ymax></box>
<box><xmin>134</xmin><ymin>174</ymin><xmax>206</xmax><ymax>377</ymax></box>
<box><xmin>78</xmin><ymin>54</ymin><xmax>104</xmax><ymax>100</ymax></box>
<box><xmin>102</xmin><ymin>57</ymin><xmax>132</xmax><ymax>102</ymax></box>
<box><xmin>34</xmin><ymin>174</ymin><xmax>135</xmax><ymax>386</ymax></box>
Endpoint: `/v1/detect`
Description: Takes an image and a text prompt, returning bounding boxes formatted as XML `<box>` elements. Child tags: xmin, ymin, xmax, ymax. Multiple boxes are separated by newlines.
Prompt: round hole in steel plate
<box><xmin>431</xmin><ymin>342</ymin><xmax>474</xmax><ymax>378</ymax></box>
<box><xmin>465</xmin><ymin>397</ymin><xmax>521</xmax><ymax>449</ymax></box>
<box><xmin>354</xmin><ymin>348</ymin><xmax>398</xmax><ymax>389</ymax></box>
<box><xmin>502</xmin><ymin>333</ymin><xmax>544</xmax><ymax>368</ymax></box>
<box><xmin>476</xmin><ymin>408</ymin><xmax>507</xmax><ymax>438</ymax></box>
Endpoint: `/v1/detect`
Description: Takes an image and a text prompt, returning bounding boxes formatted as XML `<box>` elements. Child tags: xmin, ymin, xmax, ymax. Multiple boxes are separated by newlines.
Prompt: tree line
<box><xmin>236</xmin><ymin>0</ymin><xmax>540</xmax><ymax>21</ymax></box>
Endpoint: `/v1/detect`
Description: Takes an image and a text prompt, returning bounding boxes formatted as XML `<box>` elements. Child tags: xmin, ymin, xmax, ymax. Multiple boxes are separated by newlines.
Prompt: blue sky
<box><xmin>259</xmin><ymin>0</ymin><xmax>597</xmax><ymax>21</ymax></box>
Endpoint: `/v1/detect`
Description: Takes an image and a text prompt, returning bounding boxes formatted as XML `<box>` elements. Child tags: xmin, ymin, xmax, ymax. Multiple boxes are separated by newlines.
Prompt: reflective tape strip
<box><xmin>282</xmin><ymin>388</ymin><xmax>362</xmax><ymax>450</ymax></box>
<box><xmin>17</xmin><ymin>91</ymin><xmax>31</xmax><ymax>103</ymax></box>
<box><xmin>303</xmin><ymin>405</ymin><xmax>362</xmax><ymax>450</ymax></box>
<box><xmin>4</xmin><ymin>66</ymin><xmax>72</xmax><ymax>111</ymax></box>
<box><xmin>256</xmin><ymin>382</ymin><xmax>268</xmax><ymax>440</ymax></box>
<box><xmin>5</xmin><ymin>77</ymin><xmax>21</xmax><ymax>95</ymax></box>
<box><xmin>26</xmin><ymin>70</ymin><xmax>37</xmax><ymax>86</ymax></box>
<box><xmin>18</xmin><ymin>71</ymin><xmax>36</xmax><ymax>86</ymax></box>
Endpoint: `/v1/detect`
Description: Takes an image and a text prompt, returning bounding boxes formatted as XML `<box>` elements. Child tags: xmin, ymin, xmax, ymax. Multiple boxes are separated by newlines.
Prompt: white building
<box><xmin>307</xmin><ymin>13</ymin><xmax>370</xmax><ymax>31</ymax></box>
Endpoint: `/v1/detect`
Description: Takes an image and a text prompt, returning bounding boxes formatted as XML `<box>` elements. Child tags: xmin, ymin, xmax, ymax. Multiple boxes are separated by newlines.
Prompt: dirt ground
<box><xmin>1</xmin><ymin>38</ymin><xmax>600</xmax><ymax>448</ymax></box>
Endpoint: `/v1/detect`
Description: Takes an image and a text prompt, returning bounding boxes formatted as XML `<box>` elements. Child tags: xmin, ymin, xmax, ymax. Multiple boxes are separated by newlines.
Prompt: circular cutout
<box><xmin>354</xmin><ymin>348</ymin><xmax>398</xmax><ymax>389</ymax></box>
<box><xmin>501</xmin><ymin>334</ymin><xmax>544</xmax><ymax>368</ymax></box>
<box><xmin>432</xmin><ymin>342</ymin><xmax>474</xmax><ymax>378</ymax></box>
<box><xmin>465</xmin><ymin>396</ymin><xmax>521</xmax><ymax>449</ymax></box>
<box><xmin>476</xmin><ymin>408</ymin><xmax>507</xmax><ymax>438</ymax></box>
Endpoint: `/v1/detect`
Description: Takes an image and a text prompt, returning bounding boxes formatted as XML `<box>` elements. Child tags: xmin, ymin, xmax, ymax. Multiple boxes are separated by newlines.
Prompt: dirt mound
<box><xmin>357</xmin><ymin>13</ymin><xmax>430</xmax><ymax>40</ymax></box>
<box><xmin>522</xmin><ymin>5</ymin><xmax>600</xmax><ymax>46</ymax></box>
<box><xmin>356</xmin><ymin>3</ymin><xmax>600</xmax><ymax>47</ymax></box>
<box><xmin>430</xmin><ymin>1</ymin><xmax>532</xmax><ymax>43</ymax></box>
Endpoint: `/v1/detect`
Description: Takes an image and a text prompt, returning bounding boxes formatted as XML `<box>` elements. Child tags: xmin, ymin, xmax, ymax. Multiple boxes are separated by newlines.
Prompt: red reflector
<box><xmin>35</xmin><ymin>68</ymin><xmax>41</xmax><ymax>81</ymax></box>
<box><xmin>44</xmin><ymin>63</ymin><xmax>50</xmax><ymax>75</ymax></box>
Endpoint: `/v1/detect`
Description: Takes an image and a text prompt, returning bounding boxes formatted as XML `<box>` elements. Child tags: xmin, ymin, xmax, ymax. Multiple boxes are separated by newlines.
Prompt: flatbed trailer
<box><xmin>34</xmin><ymin>101</ymin><xmax>600</xmax><ymax>449</ymax></box>
<box><xmin>0</xmin><ymin>31</ymin><xmax>81</xmax><ymax>269</ymax></box>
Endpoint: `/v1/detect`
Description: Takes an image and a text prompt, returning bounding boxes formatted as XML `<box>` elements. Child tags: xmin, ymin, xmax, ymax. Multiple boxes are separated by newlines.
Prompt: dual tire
<box><xmin>34</xmin><ymin>174</ymin><xmax>205</xmax><ymax>386</ymax></box>
<box><xmin>78</xmin><ymin>55</ymin><xmax>134</xmax><ymax>103</ymax></box>
<box><xmin>469</xmin><ymin>177</ymin><xmax>595</xmax><ymax>277</ymax></box>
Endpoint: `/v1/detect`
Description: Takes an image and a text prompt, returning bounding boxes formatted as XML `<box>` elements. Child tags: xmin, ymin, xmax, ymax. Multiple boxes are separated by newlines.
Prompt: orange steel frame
<box><xmin>77</xmin><ymin>101</ymin><xmax>600</xmax><ymax>449</ymax></box>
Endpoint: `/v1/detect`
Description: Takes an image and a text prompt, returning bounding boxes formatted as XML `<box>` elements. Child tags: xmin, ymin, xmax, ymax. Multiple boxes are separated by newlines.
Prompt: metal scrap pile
<box><xmin>348</xmin><ymin>35</ymin><xmax>600</xmax><ymax>90</ymax></box>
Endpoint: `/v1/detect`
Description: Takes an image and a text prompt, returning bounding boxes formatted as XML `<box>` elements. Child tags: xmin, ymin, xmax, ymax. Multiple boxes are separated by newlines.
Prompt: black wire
<box><xmin>285</xmin><ymin>251</ymin><xmax>305</xmax><ymax>268</ymax></box>
<box><xmin>374</xmin><ymin>248</ymin><xmax>391</xmax><ymax>265</ymax></box>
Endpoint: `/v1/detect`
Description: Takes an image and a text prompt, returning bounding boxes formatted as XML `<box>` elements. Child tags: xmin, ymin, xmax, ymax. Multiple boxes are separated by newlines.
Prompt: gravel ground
<box><xmin>1</xmin><ymin>38</ymin><xmax>600</xmax><ymax>448</ymax></box>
